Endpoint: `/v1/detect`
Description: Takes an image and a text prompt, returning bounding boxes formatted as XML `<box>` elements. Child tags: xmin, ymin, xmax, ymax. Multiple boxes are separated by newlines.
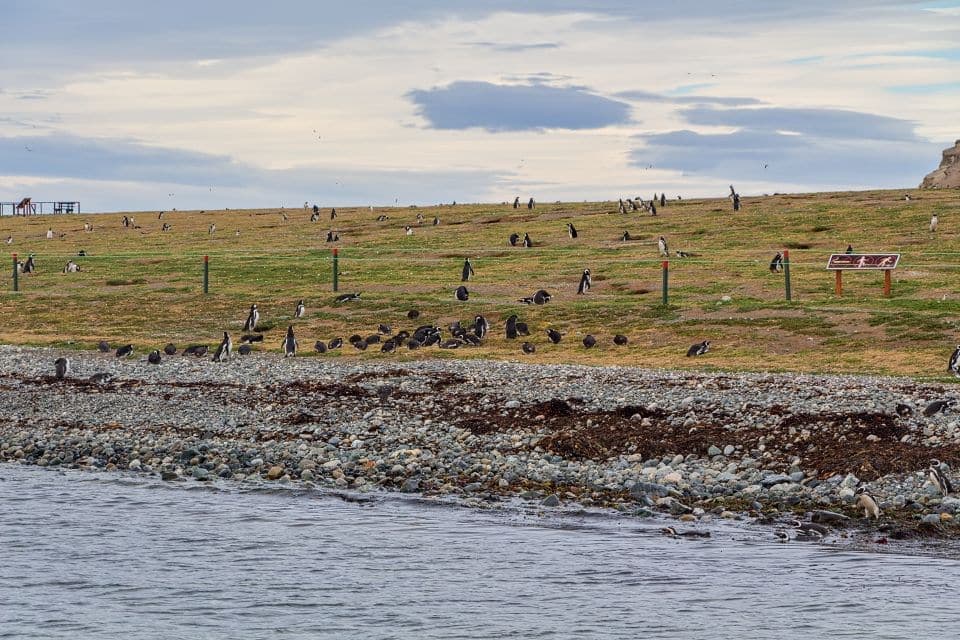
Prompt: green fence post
<box><xmin>203</xmin><ymin>255</ymin><xmax>209</xmax><ymax>294</ymax></box>
<box><xmin>12</xmin><ymin>253</ymin><xmax>18</xmax><ymax>292</ymax></box>
<box><xmin>783</xmin><ymin>249</ymin><xmax>792</xmax><ymax>301</ymax></box>
<box><xmin>661</xmin><ymin>260</ymin><xmax>669</xmax><ymax>306</ymax></box>
<box><xmin>332</xmin><ymin>248</ymin><xmax>339</xmax><ymax>292</ymax></box>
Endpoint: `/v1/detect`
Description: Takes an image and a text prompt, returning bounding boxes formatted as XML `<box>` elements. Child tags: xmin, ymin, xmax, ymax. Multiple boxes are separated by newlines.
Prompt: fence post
<box><xmin>203</xmin><ymin>255</ymin><xmax>209</xmax><ymax>294</ymax></box>
<box><xmin>332</xmin><ymin>248</ymin><xmax>339</xmax><ymax>292</ymax></box>
<box><xmin>12</xmin><ymin>253</ymin><xmax>18</xmax><ymax>292</ymax></box>
<box><xmin>783</xmin><ymin>249</ymin><xmax>792</xmax><ymax>301</ymax></box>
<box><xmin>661</xmin><ymin>260</ymin><xmax>669</xmax><ymax>306</ymax></box>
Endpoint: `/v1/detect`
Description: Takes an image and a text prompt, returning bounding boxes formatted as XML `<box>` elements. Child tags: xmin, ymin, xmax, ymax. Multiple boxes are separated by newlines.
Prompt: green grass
<box><xmin>1</xmin><ymin>188</ymin><xmax>960</xmax><ymax>378</ymax></box>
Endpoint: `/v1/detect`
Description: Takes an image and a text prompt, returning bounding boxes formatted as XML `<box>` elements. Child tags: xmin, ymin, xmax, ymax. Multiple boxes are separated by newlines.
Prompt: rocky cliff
<box><xmin>921</xmin><ymin>140</ymin><xmax>960</xmax><ymax>188</ymax></box>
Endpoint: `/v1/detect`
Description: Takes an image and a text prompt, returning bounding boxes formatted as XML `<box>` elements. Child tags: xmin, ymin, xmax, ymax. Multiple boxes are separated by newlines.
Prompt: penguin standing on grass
<box><xmin>769</xmin><ymin>252</ymin><xmax>784</xmax><ymax>273</ymax></box>
<box><xmin>295</xmin><ymin>299</ymin><xmax>305</xmax><ymax>318</ymax></box>
<box><xmin>243</xmin><ymin>304</ymin><xmax>260</xmax><ymax>332</ymax></box>
<box><xmin>577</xmin><ymin>269</ymin><xmax>591</xmax><ymax>295</ymax></box>
<box><xmin>686</xmin><ymin>340</ymin><xmax>710</xmax><ymax>357</ymax></box>
<box><xmin>948</xmin><ymin>345</ymin><xmax>960</xmax><ymax>377</ymax></box>
<box><xmin>283</xmin><ymin>325</ymin><xmax>298</xmax><ymax>357</ymax></box>
<box><xmin>930</xmin><ymin>214</ymin><xmax>939</xmax><ymax>232</ymax></box>
<box><xmin>474</xmin><ymin>315</ymin><xmax>489</xmax><ymax>339</ymax></box>
<box><xmin>658</xmin><ymin>236</ymin><xmax>668</xmax><ymax>257</ymax></box>
<box><xmin>461</xmin><ymin>258</ymin><xmax>475</xmax><ymax>282</ymax></box>
<box><xmin>455</xmin><ymin>285</ymin><xmax>469</xmax><ymax>301</ymax></box>
<box><xmin>522</xmin><ymin>233</ymin><xmax>533</xmax><ymax>248</ymax></box>
<box><xmin>567</xmin><ymin>223</ymin><xmax>578</xmax><ymax>239</ymax></box>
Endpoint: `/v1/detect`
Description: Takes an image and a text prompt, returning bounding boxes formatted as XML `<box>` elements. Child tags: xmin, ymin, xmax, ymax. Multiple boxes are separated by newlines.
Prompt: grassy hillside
<box><xmin>1</xmin><ymin>189</ymin><xmax>959</xmax><ymax>378</ymax></box>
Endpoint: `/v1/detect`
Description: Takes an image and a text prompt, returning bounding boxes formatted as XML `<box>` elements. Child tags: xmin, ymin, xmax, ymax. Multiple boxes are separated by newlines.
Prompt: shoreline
<box><xmin>1</xmin><ymin>345</ymin><xmax>959</xmax><ymax>543</ymax></box>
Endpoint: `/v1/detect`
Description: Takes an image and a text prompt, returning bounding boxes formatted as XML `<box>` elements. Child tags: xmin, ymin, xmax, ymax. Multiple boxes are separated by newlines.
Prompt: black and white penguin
<box><xmin>658</xmin><ymin>236</ymin><xmax>668</xmax><ymax>257</ymax></box>
<box><xmin>404</xmin><ymin>225</ymin><xmax>414</xmax><ymax>236</ymax></box>
<box><xmin>243</xmin><ymin>304</ymin><xmax>260</xmax><ymax>332</ymax></box>
<box><xmin>948</xmin><ymin>345</ymin><xmax>960</xmax><ymax>377</ymax></box>
<box><xmin>62</xmin><ymin>260</ymin><xmax>80</xmax><ymax>273</ymax></box>
<box><xmin>54</xmin><ymin>357</ymin><xmax>70</xmax><ymax>380</ymax></box>
<box><xmin>522</xmin><ymin>233</ymin><xmax>532</xmax><ymax>248</ymax></box>
<box><xmin>116</xmin><ymin>344</ymin><xmax>134</xmax><ymax>358</ymax></box>
<box><xmin>930</xmin><ymin>214</ymin><xmax>939</xmax><ymax>232</ymax></box>
<box><xmin>407</xmin><ymin>309</ymin><xmax>420</xmax><ymax>320</ymax></box>
<box><xmin>522</xmin><ymin>342</ymin><xmax>536</xmax><ymax>354</ymax></box>
<box><xmin>732</xmin><ymin>193</ymin><xmax>741</xmax><ymax>211</ymax></box>
<box><xmin>353</xmin><ymin>339</ymin><xmax>368</xmax><ymax>351</ymax></box>
<box><xmin>163</xmin><ymin>343</ymin><xmax>177</xmax><ymax>356</ymax></box>
<box><xmin>854</xmin><ymin>487</ymin><xmax>882</xmax><ymax>519</ymax></box>
<box><xmin>770</xmin><ymin>252</ymin><xmax>784</xmax><ymax>273</ymax></box>
<box><xmin>209</xmin><ymin>223</ymin><xmax>216</xmax><ymax>234</ymax></box>
<box><xmin>509</xmin><ymin>232</ymin><xmax>520</xmax><ymax>247</ymax></box>
<box><xmin>378</xmin><ymin>324</ymin><xmax>392</xmax><ymax>335</ymax></box>
<box><xmin>686</xmin><ymin>340</ymin><xmax>710</xmax><ymax>357</ymax></box>
<box><xmin>184</xmin><ymin>345</ymin><xmax>208</xmax><ymax>357</ymax></box>
<box><xmin>238</xmin><ymin>344</ymin><xmax>252</xmax><ymax>355</ymax></box>
<box><xmin>365</xmin><ymin>334</ymin><xmax>381</xmax><ymax>345</ymax></box>
<box><xmin>293</xmin><ymin>300</ymin><xmax>305</xmax><ymax>318</ymax></box>
<box><xmin>327</xmin><ymin>337</ymin><xmax>343</xmax><ymax>350</ymax></box>
<box><xmin>348</xmin><ymin>334</ymin><xmax>363</xmax><ymax>345</ymax></box>
<box><xmin>326</xmin><ymin>230</ymin><xmax>340</xmax><ymax>242</ymax></box>
<box><xmin>283</xmin><ymin>325</ymin><xmax>297</xmax><ymax>357</ymax></box>
<box><xmin>213</xmin><ymin>331</ymin><xmax>232</xmax><ymax>362</ymax></box>
<box><xmin>567</xmin><ymin>223</ymin><xmax>578</xmax><ymax>239</ymax></box>
<box><xmin>674</xmin><ymin>250</ymin><xmax>698</xmax><ymax>258</ymax></box>
<box><xmin>583</xmin><ymin>335</ymin><xmax>596</xmax><ymax>348</ymax></box>
<box><xmin>335</xmin><ymin>293</ymin><xmax>361</xmax><ymax>303</ymax></box>
<box><xmin>519</xmin><ymin>289</ymin><xmax>551</xmax><ymax>305</ymax></box>
<box><xmin>613</xmin><ymin>334</ymin><xmax>628</xmax><ymax>346</ymax></box>
<box><xmin>650</xmin><ymin>201</ymin><xmax>657</xmax><ymax>216</ymax></box>
<box><xmin>97</xmin><ymin>340</ymin><xmax>110</xmax><ymax>353</ymax></box>
<box><xmin>310</xmin><ymin>211</ymin><xmax>320</xmax><ymax>222</ymax></box>
<box><xmin>455</xmin><ymin>285</ymin><xmax>469</xmax><ymax>301</ymax></box>
<box><xmin>461</xmin><ymin>258</ymin><xmax>475</xmax><ymax>282</ymax></box>
<box><xmin>330</xmin><ymin>207</ymin><xmax>337</xmax><ymax>220</ymax></box>
<box><xmin>505</xmin><ymin>315</ymin><xmax>519</xmax><ymax>339</ymax></box>
<box><xmin>546</xmin><ymin>329</ymin><xmax>562</xmax><ymax>344</ymax></box>
<box><xmin>923</xmin><ymin>399</ymin><xmax>955</xmax><ymax>417</ymax></box>
<box><xmin>314</xmin><ymin>340</ymin><xmax>328</xmax><ymax>354</ymax></box>
<box><xmin>660</xmin><ymin>193</ymin><xmax>665</xmax><ymax>207</ymax></box>
<box><xmin>515</xmin><ymin>321</ymin><xmax>530</xmax><ymax>336</ymax></box>
<box><xmin>845</xmin><ymin>244</ymin><xmax>854</xmax><ymax>254</ymax></box>
<box><xmin>513</xmin><ymin>196</ymin><xmax>520</xmax><ymax>209</ymax></box>
<box><xmin>376</xmin><ymin>214</ymin><xmax>389</xmax><ymax>222</ymax></box>
<box><xmin>474</xmin><ymin>315</ymin><xmax>489</xmax><ymax>339</ymax></box>
<box><xmin>929</xmin><ymin>459</ymin><xmax>953</xmax><ymax>496</ymax></box>
<box><xmin>23</xmin><ymin>254</ymin><xmax>35</xmax><ymax>274</ymax></box>
<box><xmin>577</xmin><ymin>269</ymin><xmax>591</xmax><ymax>295</ymax></box>
<box><xmin>148</xmin><ymin>350</ymin><xmax>162</xmax><ymax>365</ymax></box>
<box><xmin>791</xmin><ymin>520</ymin><xmax>827</xmax><ymax>540</ymax></box>
<box><xmin>381</xmin><ymin>340</ymin><xmax>396</xmax><ymax>353</ymax></box>
<box><xmin>528</xmin><ymin>197</ymin><xmax>535</xmax><ymax>210</ymax></box>
<box><xmin>621</xmin><ymin>231</ymin><xmax>632</xmax><ymax>241</ymax></box>
<box><xmin>406</xmin><ymin>339</ymin><xmax>421</xmax><ymax>350</ymax></box>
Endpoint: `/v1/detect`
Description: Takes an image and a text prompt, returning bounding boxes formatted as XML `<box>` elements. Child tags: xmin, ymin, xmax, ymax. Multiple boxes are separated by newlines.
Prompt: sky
<box><xmin>1</xmin><ymin>0</ymin><xmax>958</xmax><ymax>212</ymax></box>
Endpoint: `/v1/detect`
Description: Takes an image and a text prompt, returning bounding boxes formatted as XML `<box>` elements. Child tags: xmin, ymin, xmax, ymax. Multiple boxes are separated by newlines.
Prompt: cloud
<box><xmin>886</xmin><ymin>81</ymin><xmax>960</xmax><ymax>94</ymax></box>
<box><xmin>631</xmin><ymin>104</ymin><xmax>940</xmax><ymax>189</ymax></box>
<box><xmin>0</xmin><ymin>134</ymin><xmax>503</xmax><ymax>211</ymax></box>
<box><xmin>615</xmin><ymin>90</ymin><xmax>761</xmax><ymax>106</ymax></box>
<box><xmin>469</xmin><ymin>41</ymin><xmax>561</xmax><ymax>52</ymax></box>
<box><xmin>407</xmin><ymin>81</ymin><xmax>632</xmax><ymax>131</ymax></box>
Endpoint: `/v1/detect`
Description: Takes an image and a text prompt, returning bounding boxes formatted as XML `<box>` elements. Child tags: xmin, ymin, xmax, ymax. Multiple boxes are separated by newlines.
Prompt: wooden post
<box><xmin>835</xmin><ymin>270</ymin><xmax>842</xmax><ymax>296</ymax></box>
<box><xmin>883</xmin><ymin>269</ymin><xmax>891</xmax><ymax>297</ymax></box>
<box><xmin>661</xmin><ymin>260</ymin><xmax>669</xmax><ymax>306</ymax></box>
<box><xmin>203</xmin><ymin>255</ymin><xmax>209</xmax><ymax>294</ymax></box>
<box><xmin>332</xmin><ymin>248</ymin><xmax>339</xmax><ymax>292</ymax></box>
<box><xmin>783</xmin><ymin>249</ymin><xmax>791</xmax><ymax>301</ymax></box>
<box><xmin>12</xmin><ymin>253</ymin><xmax>18</xmax><ymax>292</ymax></box>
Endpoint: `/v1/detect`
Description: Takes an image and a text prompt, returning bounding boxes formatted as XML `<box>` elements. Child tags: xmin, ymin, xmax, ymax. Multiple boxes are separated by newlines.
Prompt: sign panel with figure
<box><xmin>826</xmin><ymin>253</ymin><xmax>900</xmax><ymax>270</ymax></box>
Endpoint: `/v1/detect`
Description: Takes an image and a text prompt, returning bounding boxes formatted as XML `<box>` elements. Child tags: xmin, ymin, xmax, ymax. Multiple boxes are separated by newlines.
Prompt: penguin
<box><xmin>62</xmin><ymin>260</ymin><xmax>80</xmax><ymax>273</ymax></box>
<box><xmin>923</xmin><ymin>399</ymin><xmax>955</xmax><ymax>417</ymax></box>
<box><xmin>97</xmin><ymin>340</ymin><xmax>110</xmax><ymax>353</ymax></box>
<box><xmin>583</xmin><ymin>335</ymin><xmax>597</xmax><ymax>348</ymax></box>
<box><xmin>54</xmin><ymin>357</ymin><xmax>70</xmax><ymax>380</ymax></box>
<box><xmin>147</xmin><ymin>350</ymin><xmax>162</xmax><ymax>365</ymax></box>
<box><xmin>184</xmin><ymin>345</ymin><xmax>208</xmax><ymax>357</ymax></box>
<box><xmin>365</xmin><ymin>334</ymin><xmax>381</xmax><ymax>345</ymax></box>
<box><xmin>416</xmin><ymin>213</ymin><xmax>425</xmax><ymax>225</ymax></box>
<box><xmin>546</xmin><ymin>329</ymin><xmax>562</xmax><ymax>344</ymax></box>
<box><xmin>774</xmin><ymin>530</ymin><xmax>789</xmax><ymax>543</ymax></box>
<box><xmin>406</xmin><ymin>339</ymin><xmax>421</xmax><ymax>350</ymax></box>
<box><xmin>660</xmin><ymin>527</ymin><xmax>710</xmax><ymax>539</ymax></box>
<box><xmin>686</xmin><ymin>340</ymin><xmax>710</xmax><ymax>357</ymax></box>
<box><xmin>407</xmin><ymin>309</ymin><xmax>420</xmax><ymax>320</ymax></box>
<box><xmin>439</xmin><ymin>339</ymin><xmax>460</xmax><ymax>349</ymax></box>
<box><xmin>404</xmin><ymin>225</ymin><xmax>414</xmax><ymax>236</ymax></box>
<box><xmin>930</xmin><ymin>214</ymin><xmax>939</xmax><ymax>232</ymax></box>
<box><xmin>433</xmin><ymin>216</ymin><xmax>440</xmax><ymax>225</ymax></box>
<box><xmin>567</xmin><ymin>223</ymin><xmax>578</xmax><ymax>239</ymax></box>
<box><xmin>237</xmin><ymin>344</ymin><xmax>251</xmax><ymax>356</ymax></box>
<box><xmin>621</xmin><ymin>231</ymin><xmax>631</xmax><ymax>241</ymax></box>
<box><xmin>650</xmin><ymin>201</ymin><xmax>657</xmax><ymax>216</ymax></box>
<box><xmin>675</xmin><ymin>251</ymin><xmax>698</xmax><ymax>258</ymax></box>
<box><xmin>461</xmin><ymin>258</ymin><xmax>475</xmax><ymax>282</ymax></box>
<box><xmin>241</xmin><ymin>334</ymin><xmax>264</xmax><ymax>343</ymax></box>
<box><xmin>658</xmin><ymin>236</ymin><xmax>668</xmax><ymax>257</ymax></box>
<box><xmin>769</xmin><ymin>252</ymin><xmax>783</xmax><ymax>273</ymax></box>
<box><xmin>4</xmin><ymin>236</ymin><xmax>11</xmax><ymax>245</ymax></box>
<box><xmin>213</xmin><ymin>331</ymin><xmax>232</xmax><ymax>362</ymax></box>
<box><xmin>335</xmin><ymin>293</ymin><xmax>362</xmax><ymax>303</ymax></box>
<box><xmin>163</xmin><ymin>343</ymin><xmax>177</xmax><ymax>356</ymax></box>
<box><xmin>353</xmin><ymin>339</ymin><xmax>368</xmax><ymax>351</ymax></box>
<box><xmin>855</xmin><ymin>487</ymin><xmax>882</xmax><ymax>519</ymax></box>
<box><xmin>378</xmin><ymin>324</ymin><xmax>392</xmax><ymax>335</ymax></box>
<box><xmin>208</xmin><ymin>223</ymin><xmax>216</xmax><ymax>234</ymax></box>
<box><xmin>310</xmin><ymin>212</ymin><xmax>320</xmax><ymax>222</ymax></box>
<box><xmin>515</xmin><ymin>322</ymin><xmax>530</xmax><ymax>336</ymax></box>
<box><xmin>929</xmin><ymin>459</ymin><xmax>953</xmax><ymax>496</ymax></box>
<box><xmin>161</xmin><ymin>223</ymin><xmax>171</xmax><ymax>232</ymax></box>
<box><xmin>513</xmin><ymin>196</ymin><xmax>520</xmax><ymax>209</ymax></box>
<box><xmin>509</xmin><ymin>232</ymin><xmax>520</xmax><ymax>247</ymax></box>
<box><xmin>116</xmin><ymin>344</ymin><xmax>134</xmax><ymax>358</ymax></box>
<box><xmin>791</xmin><ymin>520</ymin><xmax>827</xmax><ymax>540</ymax></box>
<box><xmin>577</xmin><ymin>269</ymin><xmax>591</xmax><ymax>295</ymax></box>
<box><xmin>381</xmin><ymin>340</ymin><xmax>396</xmax><ymax>353</ymax></box>
<box><xmin>455</xmin><ymin>285</ymin><xmax>469</xmax><ymax>301</ymax></box>
<box><xmin>330</xmin><ymin>207</ymin><xmax>337</xmax><ymax>220</ymax></box>
<box><xmin>295</xmin><ymin>299</ymin><xmax>305</xmax><ymax>318</ymax></box>
<box><xmin>23</xmin><ymin>255</ymin><xmax>35</xmax><ymax>274</ymax></box>
<box><xmin>376</xmin><ymin>214</ymin><xmax>389</xmax><ymax>222</ymax></box>
<box><xmin>46</xmin><ymin>228</ymin><xmax>54</xmax><ymax>239</ymax></box>
<box><xmin>732</xmin><ymin>193</ymin><xmax>741</xmax><ymax>211</ymax></box>
<box><xmin>283</xmin><ymin>325</ymin><xmax>297</xmax><ymax>357</ymax></box>
<box><xmin>948</xmin><ymin>345</ymin><xmax>960</xmax><ymax>377</ymax></box>
<box><xmin>348</xmin><ymin>334</ymin><xmax>363</xmax><ymax>344</ymax></box>
<box><xmin>243</xmin><ymin>304</ymin><xmax>260</xmax><ymax>332</ymax></box>
<box><xmin>327</xmin><ymin>337</ymin><xmax>343</xmax><ymax>349</ymax></box>
<box><xmin>88</xmin><ymin>372</ymin><xmax>115</xmax><ymax>385</ymax></box>
<box><xmin>522</xmin><ymin>342</ymin><xmax>536</xmax><ymax>354</ymax></box>
<box><xmin>522</xmin><ymin>233</ymin><xmax>532</xmax><ymax>248</ymax></box>
<box><xmin>314</xmin><ymin>340</ymin><xmax>328</xmax><ymax>353</ymax></box>
<box><xmin>325</xmin><ymin>231</ymin><xmax>340</xmax><ymax>242</ymax></box>
<box><xmin>660</xmin><ymin>193</ymin><xmax>666</xmax><ymax>207</ymax></box>
<box><xmin>618</xmin><ymin>198</ymin><xmax>626</xmax><ymax>214</ymax></box>
<box><xmin>519</xmin><ymin>289</ymin><xmax>552</xmax><ymax>305</ymax></box>
<box><xmin>505</xmin><ymin>315</ymin><xmax>519</xmax><ymax>339</ymax></box>
<box><xmin>845</xmin><ymin>244</ymin><xmax>854</xmax><ymax>254</ymax></box>
<box><xmin>613</xmin><ymin>334</ymin><xmax>628</xmax><ymax>346</ymax></box>
<box><xmin>528</xmin><ymin>197</ymin><xmax>535</xmax><ymax>209</ymax></box>
<box><xmin>474</xmin><ymin>315</ymin><xmax>489</xmax><ymax>339</ymax></box>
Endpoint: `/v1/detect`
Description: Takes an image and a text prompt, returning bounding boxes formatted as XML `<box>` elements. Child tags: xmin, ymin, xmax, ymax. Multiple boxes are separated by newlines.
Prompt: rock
<box><xmin>838</xmin><ymin>487</ymin><xmax>856</xmax><ymax>503</ymax></box>
<box><xmin>400</xmin><ymin>478</ymin><xmax>420</xmax><ymax>493</ymax></box>
<box><xmin>761</xmin><ymin>474</ymin><xmax>793</xmax><ymax>488</ymax></box>
<box><xmin>663</xmin><ymin>471</ymin><xmax>683</xmax><ymax>485</ymax></box>
<box><xmin>192</xmin><ymin>467</ymin><xmax>210</xmax><ymax>481</ymax></box>
<box><xmin>811</xmin><ymin>510</ymin><xmax>850</xmax><ymax>524</ymax></box>
<box><xmin>128</xmin><ymin>459</ymin><xmax>141</xmax><ymax>471</ymax></box>
<box><xmin>921</xmin><ymin>139</ymin><xmax>960</xmax><ymax>189</ymax></box>
<box><xmin>265</xmin><ymin>465</ymin><xmax>285</xmax><ymax>480</ymax></box>
<box><xmin>723</xmin><ymin>445</ymin><xmax>735</xmax><ymax>456</ymax></box>
<box><xmin>922</xmin><ymin>513</ymin><xmax>942</xmax><ymax>524</ymax></box>
<box><xmin>541</xmin><ymin>494</ymin><xmax>560</xmax><ymax>507</ymax></box>
<box><xmin>300</xmin><ymin>469</ymin><xmax>315</xmax><ymax>482</ymax></box>
<box><xmin>707</xmin><ymin>445</ymin><xmax>723</xmax><ymax>457</ymax></box>
<box><xmin>161</xmin><ymin>471</ymin><xmax>179</xmax><ymax>481</ymax></box>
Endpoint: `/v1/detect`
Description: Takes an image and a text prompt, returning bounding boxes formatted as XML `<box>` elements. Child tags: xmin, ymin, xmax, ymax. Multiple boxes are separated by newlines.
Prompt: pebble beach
<box><xmin>2</xmin><ymin>345</ymin><xmax>959</xmax><ymax>541</ymax></box>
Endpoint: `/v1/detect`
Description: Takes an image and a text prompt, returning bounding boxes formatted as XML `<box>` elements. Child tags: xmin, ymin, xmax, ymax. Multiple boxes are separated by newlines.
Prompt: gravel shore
<box><xmin>2</xmin><ymin>345</ymin><xmax>959</xmax><ymax>541</ymax></box>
